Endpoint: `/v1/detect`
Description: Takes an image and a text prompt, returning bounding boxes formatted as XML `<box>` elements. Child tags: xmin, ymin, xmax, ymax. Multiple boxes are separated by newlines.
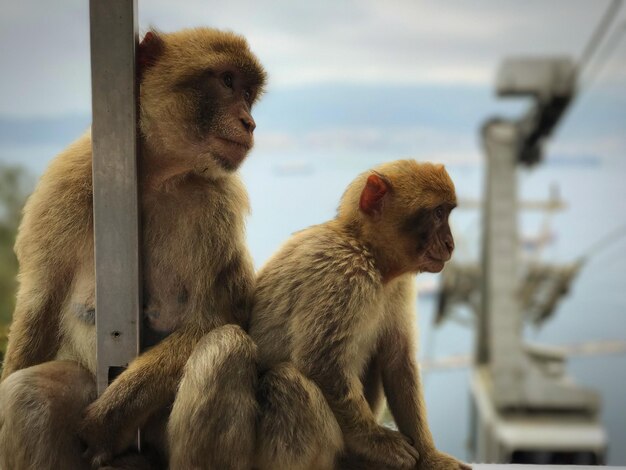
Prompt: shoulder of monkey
<box><xmin>254</xmin><ymin>222</ymin><xmax>384</xmax><ymax>335</ymax></box>
<box><xmin>16</xmin><ymin>131</ymin><xmax>94</xmax><ymax>271</ymax></box>
<box><xmin>259</xmin><ymin>222</ymin><xmax>381</xmax><ymax>287</ymax></box>
<box><xmin>252</xmin><ymin>222</ymin><xmax>386</xmax><ymax>368</ymax></box>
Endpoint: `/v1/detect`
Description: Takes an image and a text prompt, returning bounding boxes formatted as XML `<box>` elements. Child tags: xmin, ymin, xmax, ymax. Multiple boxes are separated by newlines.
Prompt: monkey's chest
<box><xmin>141</xmin><ymin>281</ymin><xmax>189</xmax><ymax>345</ymax></box>
<box><xmin>139</xmin><ymin>212</ymin><xmax>219</xmax><ymax>338</ymax></box>
<box><xmin>67</xmin><ymin>263</ymin><xmax>190</xmax><ymax>335</ymax></box>
<box><xmin>140</xmin><ymin>247</ymin><xmax>196</xmax><ymax>343</ymax></box>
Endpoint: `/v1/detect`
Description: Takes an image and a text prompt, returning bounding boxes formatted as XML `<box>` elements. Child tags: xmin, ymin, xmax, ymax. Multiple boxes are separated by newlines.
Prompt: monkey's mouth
<box><xmin>217</xmin><ymin>137</ymin><xmax>252</xmax><ymax>151</ymax></box>
<box><xmin>421</xmin><ymin>253</ymin><xmax>449</xmax><ymax>274</ymax></box>
<box><xmin>207</xmin><ymin>137</ymin><xmax>253</xmax><ymax>171</ymax></box>
<box><xmin>425</xmin><ymin>253</ymin><xmax>450</xmax><ymax>263</ymax></box>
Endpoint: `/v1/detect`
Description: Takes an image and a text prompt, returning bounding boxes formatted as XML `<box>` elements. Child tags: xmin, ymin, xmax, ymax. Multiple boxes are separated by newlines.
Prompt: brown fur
<box><xmin>248</xmin><ymin>160</ymin><xmax>470</xmax><ymax>469</ymax></box>
<box><xmin>0</xmin><ymin>27</ymin><xmax>266</xmax><ymax>469</ymax></box>
<box><xmin>255</xmin><ymin>363</ymin><xmax>343</xmax><ymax>470</ymax></box>
<box><xmin>168</xmin><ymin>325</ymin><xmax>259</xmax><ymax>470</ymax></box>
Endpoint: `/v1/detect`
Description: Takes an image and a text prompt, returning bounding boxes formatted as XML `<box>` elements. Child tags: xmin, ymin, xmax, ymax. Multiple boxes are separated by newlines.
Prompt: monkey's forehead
<box><xmin>386</xmin><ymin>160</ymin><xmax>457</xmax><ymax>202</ymax></box>
<box><xmin>417</xmin><ymin>162</ymin><xmax>456</xmax><ymax>193</ymax></box>
<box><xmin>171</xmin><ymin>56</ymin><xmax>267</xmax><ymax>93</ymax></box>
<box><xmin>422</xmin><ymin>178</ymin><xmax>457</xmax><ymax>204</ymax></box>
<box><xmin>417</xmin><ymin>188</ymin><xmax>457</xmax><ymax>207</ymax></box>
<box><xmin>161</xmin><ymin>28</ymin><xmax>268</xmax><ymax>88</ymax></box>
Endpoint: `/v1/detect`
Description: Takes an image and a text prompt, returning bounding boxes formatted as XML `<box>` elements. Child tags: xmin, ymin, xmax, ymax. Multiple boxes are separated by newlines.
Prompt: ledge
<box><xmin>472</xmin><ymin>466</ymin><xmax>624</xmax><ymax>469</ymax></box>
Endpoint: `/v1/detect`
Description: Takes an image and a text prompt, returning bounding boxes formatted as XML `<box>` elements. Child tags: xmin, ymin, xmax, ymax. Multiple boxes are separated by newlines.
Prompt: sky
<box><xmin>1</xmin><ymin>0</ymin><xmax>625</xmax><ymax>171</ymax></box>
<box><xmin>1</xmin><ymin>0</ymin><xmax>625</xmax><ymax>113</ymax></box>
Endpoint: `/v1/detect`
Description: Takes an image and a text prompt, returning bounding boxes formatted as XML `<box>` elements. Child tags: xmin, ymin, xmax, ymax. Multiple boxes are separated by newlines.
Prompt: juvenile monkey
<box><xmin>0</xmin><ymin>28</ymin><xmax>266</xmax><ymax>469</ymax></box>
<box><xmin>246</xmin><ymin>159</ymin><xmax>471</xmax><ymax>469</ymax></box>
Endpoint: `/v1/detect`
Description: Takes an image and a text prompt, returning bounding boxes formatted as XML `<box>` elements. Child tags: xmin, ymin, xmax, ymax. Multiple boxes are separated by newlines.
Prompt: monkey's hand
<box><xmin>78</xmin><ymin>400</ymin><xmax>138</xmax><ymax>469</ymax></box>
<box><xmin>78</xmin><ymin>330</ymin><xmax>197</xmax><ymax>468</ymax></box>
<box><xmin>416</xmin><ymin>450</ymin><xmax>471</xmax><ymax>470</ymax></box>
<box><xmin>348</xmin><ymin>426</ymin><xmax>420</xmax><ymax>469</ymax></box>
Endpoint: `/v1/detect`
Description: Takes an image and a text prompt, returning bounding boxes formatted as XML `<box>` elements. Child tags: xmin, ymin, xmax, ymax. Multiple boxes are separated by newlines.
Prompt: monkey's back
<box><xmin>250</xmin><ymin>222</ymin><xmax>384</xmax><ymax>371</ymax></box>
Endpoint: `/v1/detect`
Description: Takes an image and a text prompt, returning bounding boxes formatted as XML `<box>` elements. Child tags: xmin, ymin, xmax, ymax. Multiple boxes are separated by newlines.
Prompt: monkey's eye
<box><xmin>244</xmin><ymin>89</ymin><xmax>252</xmax><ymax>102</ymax></box>
<box><xmin>222</xmin><ymin>73</ymin><xmax>234</xmax><ymax>89</ymax></box>
<box><xmin>434</xmin><ymin>207</ymin><xmax>444</xmax><ymax>221</ymax></box>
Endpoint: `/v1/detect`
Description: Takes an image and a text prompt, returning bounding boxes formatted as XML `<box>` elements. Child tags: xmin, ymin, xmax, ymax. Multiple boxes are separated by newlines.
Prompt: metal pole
<box><xmin>89</xmin><ymin>0</ymin><xmax>141</xmax><ymax>396</ymax></box>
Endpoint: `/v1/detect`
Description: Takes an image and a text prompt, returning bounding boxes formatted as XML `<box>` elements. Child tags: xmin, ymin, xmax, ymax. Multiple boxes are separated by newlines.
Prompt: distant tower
<box><xmin>470</xmin><ymin>57</ymin><xmax>607</xmax><ymax>464</ymax></box>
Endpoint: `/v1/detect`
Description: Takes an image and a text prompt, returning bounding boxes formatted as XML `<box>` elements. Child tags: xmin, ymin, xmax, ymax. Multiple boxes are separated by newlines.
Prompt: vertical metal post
<box><xmin>479</xmin><ymin>118</ymin><xmax>599</xmax><ymax>411</ymax></box>
<box><xmin>90</xmin><ymin>0</ymin><xmax>141</xmax><ymax>396</ymax></box>
<box><xmin>480</xmin><ymin>120</ymin><xmax>527</xmax><ymax>407</ymax></box>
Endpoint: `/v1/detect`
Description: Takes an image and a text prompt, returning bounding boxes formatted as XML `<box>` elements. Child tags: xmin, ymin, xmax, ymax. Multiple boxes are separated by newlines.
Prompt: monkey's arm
<box><xmin>380</xmin><ymin>279</ymin><xmax>470</xmax><ymax>469</ymax></box>
<box><xmin>379</xmin><ymin>325</ymin><xmax>434</xmax><ymax>453</ymax></box>
<box><xmin>80</xmin><ymin>250</ymin><xmax>255</xmax><ymax>465</ymax></box>
<box><xmin>79</xmin><ymin>325</ymin><xmax>202</xmax><ymax>464</ymax></box>
<box><xmin>1</xmin><ymin>270</ymin><xmax>68</xmax><ymax>380</ymax></box>
<box><xmin>1</xmin><ymin>145</ymin><xmax>91</xmax><ymax>380</ymax></box>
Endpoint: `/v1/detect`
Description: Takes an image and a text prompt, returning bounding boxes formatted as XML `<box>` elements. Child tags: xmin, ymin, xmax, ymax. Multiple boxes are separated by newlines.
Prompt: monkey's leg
<box><xmin>255</xmin><ymin>363</ymin><xmax>343</xmax><ymax>470</ymax></box>
<box><xmin>168</xmin><ymin>324</ymin><xmax>258</xmax><ymax>470</ymax></box>
<box><xmin>0</xmin><ymin>361</ymin><xmax>95</xmax><ymax>470</ymax></box>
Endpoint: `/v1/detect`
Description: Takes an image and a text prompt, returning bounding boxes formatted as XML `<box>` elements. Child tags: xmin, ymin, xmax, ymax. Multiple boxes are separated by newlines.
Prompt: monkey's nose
<box><xmin>241</xmin><ymin>115</ymin><xmax>256</xmax><ymax>134</ymax></box>
<box><xmin>445</xmin><ymin>235</ymin><xmax>455</xmax><ymax>253</ymax></box>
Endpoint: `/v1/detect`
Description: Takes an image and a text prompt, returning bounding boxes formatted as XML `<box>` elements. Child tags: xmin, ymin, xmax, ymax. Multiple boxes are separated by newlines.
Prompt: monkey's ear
<box><xmin>138</xmin><ymin>30</ymin><xmax>165</xmax><ymax>77</ymax></box>
<box><xmin>359</xmin><ymin>173</ymin><xmax>389</xmax><ymax>217</ymax></box>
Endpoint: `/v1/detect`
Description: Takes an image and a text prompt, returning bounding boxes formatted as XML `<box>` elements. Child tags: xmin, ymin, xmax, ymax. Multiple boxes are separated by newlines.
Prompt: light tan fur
<box><xmin>0</xmin><ymin>27</ymin><xmax>266</xmax><ymax>469</ymax></box>
<box><xmin>248</xmin><ymin>159</ymin><xmax>470</xmax><ymax>470</ymax></box>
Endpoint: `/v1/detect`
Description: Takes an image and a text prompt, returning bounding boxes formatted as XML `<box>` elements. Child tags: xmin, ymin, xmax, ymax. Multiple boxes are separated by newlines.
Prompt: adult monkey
<box><xmin>0</xmin><ymin>28</ymin><xmax>265</xmax><ymax>469</ymax></box>
<box><xmin>223</xmin><ymin>160</ymin><xmax>470</xmax><ymax>469</ymax></box>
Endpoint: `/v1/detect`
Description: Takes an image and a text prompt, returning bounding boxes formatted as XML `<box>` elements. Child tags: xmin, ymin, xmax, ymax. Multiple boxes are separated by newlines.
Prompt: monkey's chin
<box><xmin>198</xmin><ymin>149</ymin><xmax>248</xmax><ymax>177</ymax></box>
<box><xmin>203</xmin><ymin>138</ymin><xmax>251</xmax><ymax>173</ymax></box>
<box><xmin>420</xmin><ymin>256</ymin><xmax>446</xmax><ymax>273</ymax></box>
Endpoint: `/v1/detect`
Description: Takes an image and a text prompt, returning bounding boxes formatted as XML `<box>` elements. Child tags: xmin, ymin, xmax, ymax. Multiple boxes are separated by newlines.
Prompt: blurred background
<box><xmin>0</xmin><ymin>0</ymin><xmax>624</xmax><ymax>465</ymax></box>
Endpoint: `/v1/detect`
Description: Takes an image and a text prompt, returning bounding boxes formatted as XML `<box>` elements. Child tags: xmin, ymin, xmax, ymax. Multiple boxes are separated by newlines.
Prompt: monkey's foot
<box><xmin>348</xmin><ymin>427</ymin><xmax>419</xmax><ymax>469</ymax></box>
<box><xmin>416</xmin><ymin>451</ymin><xmax>471</xmax><ymax>470</ymax></box>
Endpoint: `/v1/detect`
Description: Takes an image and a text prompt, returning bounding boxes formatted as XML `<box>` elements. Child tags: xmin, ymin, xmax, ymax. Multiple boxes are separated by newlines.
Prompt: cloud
<box><xmin>254</xmin><ymin>126</ymin><xmax>480</xmax><ymax>165</ymax></box>
<box><xmin>1</xmin><ymin>0</ymin><xmax>625</xmax><ymax>116</ymax></box>
<box><xmin>0</xmin><ymin>2</ymin><xmax>91</xmax><ymax>117</ymax></box>
<box><xmin>142</xmin><ymin>0</ymin><xmax>626</xmax><ymax>88</ymax></box>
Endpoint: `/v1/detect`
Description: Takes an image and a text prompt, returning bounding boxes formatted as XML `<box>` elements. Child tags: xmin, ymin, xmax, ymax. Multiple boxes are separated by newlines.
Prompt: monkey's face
<box><xmin>394</xmin><ymin>164</ymin><xmax>456</xmax><ymax>274</ymax></box>
<box><xmin>355</xmin><ymin>161</ymin><xmax>456</xmax><ymax>278</ymax></box>
<box><xmin>138</xmin><ymin>29</ymin><xmax>266</xmax><ymax>178</ymax></box>
<box><xmin>182</xmin><ymin>66</ymin><xmax>261</xmax><ymax>172</ymax></box>
<box><xmin>400</xmin><ymin>202</ymin><xmax>456</xmax><ymax>274</ymax></box>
